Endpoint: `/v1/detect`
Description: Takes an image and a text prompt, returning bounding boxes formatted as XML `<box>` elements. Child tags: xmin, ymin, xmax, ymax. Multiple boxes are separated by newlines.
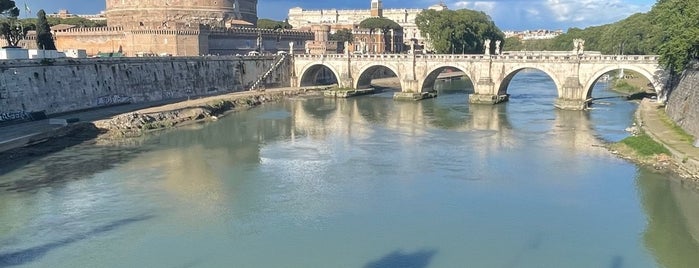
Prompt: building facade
<box><xmin>288</xmin><ymin>0</ymin><xmax>446</xmax><ymax>50</ymax></box>
<box><xmin>39</xmin><ymin>0</ymin><xmax>312</xmax><ymax>57</ymax></box>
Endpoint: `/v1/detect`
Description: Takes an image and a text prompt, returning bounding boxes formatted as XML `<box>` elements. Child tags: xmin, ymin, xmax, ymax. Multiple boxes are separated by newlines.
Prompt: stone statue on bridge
<box><xmin>289</xmin><ymin>41</ymin><xmax>294</xmax><ymax>55</ymax></box>
<box><xmin>484</xmin><ymin>39</ymin><xmax>491</xmax><ymax>55</ymax></box>
<box><xmin>573</xmin><ymin>39</ymin><xmax>585</xmax><ymax>55</ymax></box>
<box><xmin>344</xmin><ymin>41</ymin><xmax>349</xmax><ymax>55</ymax></box>
<box><xmin>495</xmin><ymin>40</ymin><xmax>502</xmax><ymax>55</ymax></box>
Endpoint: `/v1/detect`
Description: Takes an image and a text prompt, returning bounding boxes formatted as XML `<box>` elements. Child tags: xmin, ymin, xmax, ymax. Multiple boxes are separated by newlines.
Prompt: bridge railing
<box><xmin>293</xmin><ymin>53</ymin><xmax>659</xmax><ymax>63</ymax></box>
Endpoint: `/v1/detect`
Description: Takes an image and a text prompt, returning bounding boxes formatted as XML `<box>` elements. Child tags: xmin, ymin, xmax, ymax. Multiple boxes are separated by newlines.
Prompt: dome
<box><xmin>105</xmin><ymin>0</ymin><xmax>258</xmax><ymax>28</ymax></box>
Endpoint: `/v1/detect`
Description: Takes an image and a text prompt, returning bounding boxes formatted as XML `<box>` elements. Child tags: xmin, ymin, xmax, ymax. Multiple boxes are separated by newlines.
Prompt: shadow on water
<box><xmin>0</xmin><ymin>214</ymin><xmax>154</xmax><ymax>267</ymax></box>
<box><xmin>0</xmin><ymin>123</ymin><xmax>105</xmax><ymax>178</ymax></box>
<box><xmin>364</xmin><ymin>249</ymin><xmax>438</xmax><ymax>268</ymax></box>
<box><xmin>609</xmin><ymin>255</ymin><xmax>624</xmax><ymax>268</ymax></box>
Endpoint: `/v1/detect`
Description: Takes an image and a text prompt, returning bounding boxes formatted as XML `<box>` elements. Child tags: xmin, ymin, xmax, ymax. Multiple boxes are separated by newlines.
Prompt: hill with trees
<box><xmin>503</xmin><ymin>0</ymin><xmax>698</xmax><ymax>72</ymax></box>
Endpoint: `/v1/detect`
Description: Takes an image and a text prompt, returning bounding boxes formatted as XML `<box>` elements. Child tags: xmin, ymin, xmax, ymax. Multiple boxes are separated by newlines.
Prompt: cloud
<box><xmin>443</xmin><ymin>0</ymin><xmax>652</xmax><ymax>30</ymax></box>
<box><xmin>546</xmin><ymin>0</ymin><xmax>646</xmax><ymax>24</ymax></box>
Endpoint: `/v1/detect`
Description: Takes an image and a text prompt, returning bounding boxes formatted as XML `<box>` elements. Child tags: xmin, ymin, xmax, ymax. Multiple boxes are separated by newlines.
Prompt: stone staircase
<box><xmin>249</xmin><ymin>54</ymin><xmax>288</xmax><ymax>90</ymax></box>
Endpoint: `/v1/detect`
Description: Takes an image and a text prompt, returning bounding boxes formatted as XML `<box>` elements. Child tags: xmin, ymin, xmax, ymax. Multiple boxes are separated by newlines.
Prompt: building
<box><xmin>46</xmin><ymin>9</ymin><xmax>107</xmax><ymax>22</ymax></box>
<box><xmin>304</xmin><ymin>24</ymin><xmax>404</xmax><ymax>55</ymax></box>
<box><xmin>289</xmin><ymin>0</ymin><xmax>447</xmax><ymax>50</ymax></box>
<box><xmin>504</xmin><ymin>29</ymin><xmax>564</xmax><ymax>41</ymax></box>
<box><xmin>24</xmin><ymin>0</ymin><xmax>313</xmax><ymax>57</ymax></box>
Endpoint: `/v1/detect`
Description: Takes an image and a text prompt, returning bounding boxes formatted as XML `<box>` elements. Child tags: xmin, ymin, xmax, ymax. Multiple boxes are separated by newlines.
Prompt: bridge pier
<box><xmin>469</xmin><ymin>77</ymin><xmax>509</xmax><ymax>105</ymax></box>
<box><xmin>554</xmin><ymin>98</ymin><xmax>590</xmax><ymax>110</ymax></box>
<box><xmin>469</xmin><ymin>94</ymin><xmax>510</xmax><ymax>105</ymax></box>
<box><xmin>393</xmin><ymin>79</ymin><xmax>437</xmax><ymax>101</ymax></box>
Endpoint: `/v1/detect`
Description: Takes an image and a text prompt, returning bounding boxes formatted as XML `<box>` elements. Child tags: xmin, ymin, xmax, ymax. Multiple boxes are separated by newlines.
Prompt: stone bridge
<box><xmin>291</xmin><ymin>52</ymin><xmax>666</xmax><ymax>110</ymax></box>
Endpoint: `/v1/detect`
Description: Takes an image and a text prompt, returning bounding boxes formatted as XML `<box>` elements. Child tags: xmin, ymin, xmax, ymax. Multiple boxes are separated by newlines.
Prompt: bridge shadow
<box><xmin>364</xmin><ymin>249</ymin><xmax>438</xmax><ymax>268</ymax></box>
<box><xmin>0</xmin><ymin>214</ymin><xmax>154</xmax><ymax>267</ymax></box>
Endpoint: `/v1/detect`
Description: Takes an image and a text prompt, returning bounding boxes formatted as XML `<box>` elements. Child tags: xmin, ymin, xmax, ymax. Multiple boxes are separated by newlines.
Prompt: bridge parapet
<box><xmin>294</xmin><ymin>53</ymin><xmax>658</xmax><ymax>64</ymax></box>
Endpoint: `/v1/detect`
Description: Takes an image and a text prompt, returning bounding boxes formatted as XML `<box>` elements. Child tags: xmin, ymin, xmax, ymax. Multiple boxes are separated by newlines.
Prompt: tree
<box><xmin>36</xmin><ymin>9</ymin><xmax>56</xmax><ymax>50</ymax></box>
<box><xmin>358</xmin><ymin>17</ymin><xmax>402</xmax><ymax>53</ymax></box>
<box><xmin>329</xmin><ymin>28</ymin><xmax>353</xmax><ymax>43</ymax></box>
<box><xmin>415</xmin><ymin>9</ymin><xmax>503</xmax><ymax>54</ymax></box>
<box><xmin>0</xmin><ymin>0</ymin><xmax>24</xmax><ymax>48</ymax></box>
<box><xmin>651</xmin><ymin>0</ymin><xmax>699</xmax><ymax>73</ymax></box>
<box><xmin>256</xmin><ymin>18</ymin><xmax>291</xmax><ymax>30</ymax></box>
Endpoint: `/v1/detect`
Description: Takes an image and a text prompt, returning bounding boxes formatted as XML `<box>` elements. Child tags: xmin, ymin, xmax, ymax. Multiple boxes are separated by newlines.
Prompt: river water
<box><xmin>1</xmin><ymin>72</ymin><xmax>698</xmax><ymax>267</ymax></box>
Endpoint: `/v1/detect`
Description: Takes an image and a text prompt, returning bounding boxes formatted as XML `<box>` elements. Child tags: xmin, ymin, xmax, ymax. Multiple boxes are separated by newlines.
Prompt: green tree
<box><xmin>0</xmin><ymin>0</ymin><xmax>23</xmax><ymax>48</ymax></box>
<box><xmin>256</xmin><ymin>18</ymin><xmax>291</xmax><ymax>30</ymax></box>
<box><xmin>359</xmin><ymin>17</ymin><xmax>402</xmax><ymax>53</ymax></box>
<box><xmin>415</xmin><ymin>9</ymin><xmax>503</xmax><ymax>54</ymax></box>
<box><xmin>651</xmin><ymin>0</ymin><xmax>699</xmax><ymax>73</ymax></box>
<box><xmin>329</xmin><ymin>28</ymin><xmax>353</xmax><ymax>43</ymax></box>
<box><xmin>36</xmin><ymin>9</ymin><xmax>56</xmax><ymax>50</ymax></box>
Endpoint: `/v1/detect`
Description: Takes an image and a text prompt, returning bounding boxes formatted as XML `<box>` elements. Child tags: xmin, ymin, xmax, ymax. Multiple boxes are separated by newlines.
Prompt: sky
<box><xmin>20</xmin><ymin>0</ymin><xmax>656</xmax><ymax>31</ymax></box>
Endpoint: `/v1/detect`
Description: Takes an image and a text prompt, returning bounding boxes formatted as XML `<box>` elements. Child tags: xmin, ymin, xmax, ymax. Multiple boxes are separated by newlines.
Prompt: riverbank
<box><xmin>93</xmin><ymin>88</ymin><xmax>312</xmax><ymax>138</ymax></box>
<box><xmin>610</xmin><ymin>98</ymin><xmax>699</xmax><ymax>183</ymax></box>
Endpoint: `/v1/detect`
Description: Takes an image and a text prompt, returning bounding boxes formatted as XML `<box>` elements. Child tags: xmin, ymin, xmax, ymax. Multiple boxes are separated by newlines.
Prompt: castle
<box><xmin>288</xmin><ymin>0</ymin><xmax>448</xmax><ymax>50</ymax></box>
<box><xmin>46</xmin><ymin>0</ymin><xmax>313</xmax><ymax>56</ymax></box>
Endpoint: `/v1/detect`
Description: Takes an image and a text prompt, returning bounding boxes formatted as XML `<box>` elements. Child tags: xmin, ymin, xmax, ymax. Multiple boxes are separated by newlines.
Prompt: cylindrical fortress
<box><xmin>237</xmin><ymin>0</ymin><xmax>258</xmax><ymax>26</ymax></box>
<box><xmin>105</xmin><ymin>0</ymin><xmax>258</xmax><ymax>28</ymax></box>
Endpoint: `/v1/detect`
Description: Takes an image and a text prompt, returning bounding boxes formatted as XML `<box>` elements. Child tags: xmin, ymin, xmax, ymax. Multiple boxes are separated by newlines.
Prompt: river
<box><xmin>1</xmin><ymin>71</ymin><xmax>698</xmax><ymax>267</ymax></box>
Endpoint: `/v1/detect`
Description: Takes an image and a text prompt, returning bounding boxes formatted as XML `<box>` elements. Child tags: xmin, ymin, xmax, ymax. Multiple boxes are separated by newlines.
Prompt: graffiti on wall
<box><xmin>95</xmin><ymin>94</ymin><xmax>132</xmax><ymax>106</ymax></box>
<box><xmin>0</xmin><ymin>110</ymin><xmax>29</xmax><ymax>122</ymax></box>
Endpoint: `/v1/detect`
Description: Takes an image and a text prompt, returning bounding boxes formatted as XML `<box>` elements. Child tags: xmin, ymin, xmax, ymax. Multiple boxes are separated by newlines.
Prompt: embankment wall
<box><xmin>666</xmin><ymin>64</ymin><xmax>699</xmax><ymax>138</ymax></box>
<box><xmin>0</xmin><ymin>56</ymin><xmax>290</xmax><ymax>123</ymax></box>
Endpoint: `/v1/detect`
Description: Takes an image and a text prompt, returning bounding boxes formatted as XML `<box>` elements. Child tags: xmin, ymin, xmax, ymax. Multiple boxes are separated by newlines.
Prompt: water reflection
<box><xmin>638</xmin><ymin>170</ymin><xmax>699</xmax><ymax>267</ymax></box>
<box><xmin>1</xmin><ymin>72</ymin><xmax>699</xmax><ymax>267</ymax></box>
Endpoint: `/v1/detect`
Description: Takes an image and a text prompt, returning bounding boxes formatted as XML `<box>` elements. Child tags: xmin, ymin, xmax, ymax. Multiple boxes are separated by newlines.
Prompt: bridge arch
<box><xmin>496</xmin><ymin>66</ymin><xmax>563</xmax><ymax>96</ymax></box>
<box><xmin>582</xmin><ymin>65</ymin><xmax>660</xmax><ymax>99</ymax></box>
<box><xmin>419</xmin><ymin>65</ymin><xmax>474</xmax><ymax>92</ymax></box>
<box><xmin>354</xmin><ymin>64</ymin><xmax>400</xmax><ymax>89</ymax></box>
<box><xmin>298</xmin><ymin>62</ymin><xmax>342</xmax><ymax>87</ymax></box>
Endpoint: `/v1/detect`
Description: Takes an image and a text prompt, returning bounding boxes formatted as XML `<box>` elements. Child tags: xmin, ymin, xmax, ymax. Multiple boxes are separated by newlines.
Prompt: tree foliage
<box><xmin>651</xmin><ymin>0</ymin><xmax>699</xmax><ymax>73</ymax></box>
<box><xmin>0</xmin><ymin>0</ymin><xmax>23</xmax><ymax>47</ymax></box>
<box><xmin>36</xmin><ymin>9</ymin><xmax>56</xmax><ymax>50</ymax></box>
<box><xmin>0</xmin><ymin>0</ymin><xmax>18</xmax><ymax>17</ymax></box>
<box><xmin>415</xmin><ymin>9</ymin><xmax>503</xmax><ymax>54</ymax></box>
<box><xmin>502</xmin><ymin>1</ymin><xmax>699</xmax><ymax>72</ymax></box>
<box><xmin>256</xmin><ymin>18</ymin><xmax>291</xmax><ymax>30</ymax></box>
<box><xmin>329</xmin><ymin>28</ymin><xmax>353</xmax><ymax>43</ymax></box>
<box><xmin>359</xmin><ymin>17</ymin><xmax>401</xmax><ymax>32</ymax></box>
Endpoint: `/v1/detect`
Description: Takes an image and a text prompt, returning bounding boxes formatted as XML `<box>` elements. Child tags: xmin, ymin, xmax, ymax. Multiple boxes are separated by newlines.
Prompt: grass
<box><xmin>620</xmin><ymin>134</ymin><xmax>671</xmax><ymax>156</ymax></box>
<box><xmin>657</xmin><ymin>109</ymin><xmax>695</xmax><ymax>144</ymax></box>
<box><xmin>612</xmin><ymin>79</ymin><xmax>641</xmax><ymax>93</ymax></box>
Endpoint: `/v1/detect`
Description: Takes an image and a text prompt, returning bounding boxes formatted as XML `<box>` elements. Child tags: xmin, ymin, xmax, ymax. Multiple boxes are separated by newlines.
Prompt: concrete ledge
<box><xmin>554</xmin><ymin>98</ymin><xmax>590</xmax><ymax>110</ymax></box>
<box><xmin>393</xmin><ymin>91</ymin><xmax>438</xmax><ymax>101</ymax></box>
<box><xmin>468</xmin><ymin>94</ymin><xmax>509</xmax><ymax>105</ymax></box>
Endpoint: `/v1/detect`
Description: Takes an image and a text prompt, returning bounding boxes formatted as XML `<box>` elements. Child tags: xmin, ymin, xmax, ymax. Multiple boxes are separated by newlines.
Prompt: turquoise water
<box><xmin>1</xmin><ymin>72</ymin><xmax>698</xmax><ymax>267</ymax></box>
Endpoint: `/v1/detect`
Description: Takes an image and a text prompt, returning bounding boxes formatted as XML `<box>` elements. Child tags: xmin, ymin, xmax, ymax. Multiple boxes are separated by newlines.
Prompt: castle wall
<box><xmin>54</xmin><ymin>27</ymin><xmax>126</xmax><ymax>56</ymax></box>
<box><xmin>0</xmin><ymin>56</ymin><xmax>291</xmax><ymax>122</ymax></box>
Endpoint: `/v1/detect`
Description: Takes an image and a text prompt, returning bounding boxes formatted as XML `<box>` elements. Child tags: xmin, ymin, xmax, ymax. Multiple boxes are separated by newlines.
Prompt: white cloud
<box><xmin>546</xmin><ymin>0</ymin><xmax>644</xmax><ymax>24</ymax></box>
<box><xmin>443</xmin><ymin>0</ymin><xmax>653</xmax><ymax>30</ymax></box>
<box><xmin>452</xmin><ymin>1</ymin><xmax>498</xmax><ymax>13</ymax></box>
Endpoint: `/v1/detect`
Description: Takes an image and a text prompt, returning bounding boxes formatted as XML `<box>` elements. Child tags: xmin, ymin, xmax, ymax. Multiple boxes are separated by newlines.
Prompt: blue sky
<box><xmin>21</xmin><ymin>0</ymin><xmax>656</xmax><ymax>30</ymax></box>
